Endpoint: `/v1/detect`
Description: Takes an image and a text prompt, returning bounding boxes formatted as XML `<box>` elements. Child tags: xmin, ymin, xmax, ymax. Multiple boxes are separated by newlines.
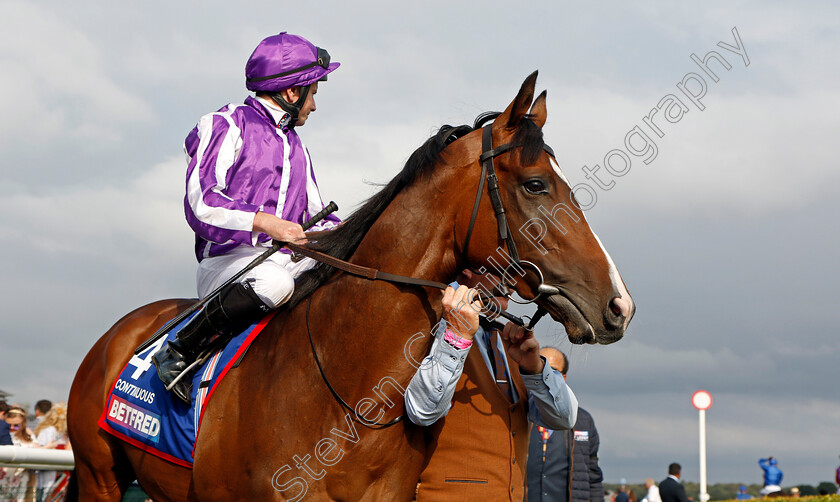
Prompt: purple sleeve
<box><xmin>185</xmin><ymin>113</ymin><xmax>260</xmax><ymax>247</ymax></box>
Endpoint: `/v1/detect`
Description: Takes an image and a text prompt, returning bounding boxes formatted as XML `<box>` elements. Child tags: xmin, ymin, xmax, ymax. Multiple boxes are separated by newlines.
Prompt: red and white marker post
<box><xmin>692</xmin><ymin>390</ymin><xmax>713</xmax><ymax>502</ymax></box>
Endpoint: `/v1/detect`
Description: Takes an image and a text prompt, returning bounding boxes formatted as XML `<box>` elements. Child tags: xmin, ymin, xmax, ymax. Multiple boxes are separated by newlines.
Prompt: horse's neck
<box><xmin>352</xmin><ymin>185</ymin><xmax>458</xmax><ymax>282</ymax></box>
<box><xmin>306</xmin><ymin>175</ymin><xmax>462</xmax><ymax>392</ymax></box>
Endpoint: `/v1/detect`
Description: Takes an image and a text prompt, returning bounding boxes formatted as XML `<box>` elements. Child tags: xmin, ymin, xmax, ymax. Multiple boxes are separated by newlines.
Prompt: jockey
<box><xmin>152</xmin><ymin>32</ymin><xmax>341</xmax><ymax>403</ymax></box>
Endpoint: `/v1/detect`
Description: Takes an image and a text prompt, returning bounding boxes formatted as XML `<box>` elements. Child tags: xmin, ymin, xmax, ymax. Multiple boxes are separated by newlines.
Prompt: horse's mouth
<box><xmin>540</xmin><ymin>292</ymin><xmax>622</xmax><ymax>345</ymax></box>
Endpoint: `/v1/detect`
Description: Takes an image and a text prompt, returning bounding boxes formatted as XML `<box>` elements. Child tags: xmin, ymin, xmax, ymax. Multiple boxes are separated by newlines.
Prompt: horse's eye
<box><xmin>524</xmin><ymin>179</ymin><xmax>547</xmax><ymax>194</ymax></box>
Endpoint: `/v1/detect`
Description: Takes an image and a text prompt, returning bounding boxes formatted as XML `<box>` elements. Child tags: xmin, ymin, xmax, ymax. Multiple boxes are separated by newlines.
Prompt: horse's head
<box><xmin>459</xmin><ymin>72</ymin><xmax>634</xmax><ymax>344</ymax></box>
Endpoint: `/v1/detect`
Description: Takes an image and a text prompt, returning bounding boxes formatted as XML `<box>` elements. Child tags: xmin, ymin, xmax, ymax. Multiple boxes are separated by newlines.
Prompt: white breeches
<box><xmin>196</xmin><ymin>246</ymin><xmax>317</xmax><ymax>308</ymax></box>
<box><xmin>760</xmin><ymin>486</ymin><xmax>781</xmax><ymax>496</ymax></box>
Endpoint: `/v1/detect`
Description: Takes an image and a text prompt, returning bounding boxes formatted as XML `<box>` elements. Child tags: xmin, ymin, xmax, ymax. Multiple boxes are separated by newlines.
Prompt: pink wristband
<box><xmin>444</xmin><ymin>328</ymin><xmax>472</xmax><ymax>349</ymax></box>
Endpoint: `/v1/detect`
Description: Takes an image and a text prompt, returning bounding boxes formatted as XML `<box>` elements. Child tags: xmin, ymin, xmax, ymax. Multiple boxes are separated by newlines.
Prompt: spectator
<box><xmin>659</xmin><ymin>463</ymin><xmax>690</xmax><ymax>502</ymax></box>
<box><xmin>33</xmin><ymin>402</ymin><xmax>70</xmax><ymax>500</ymax></box>
<box><xmin>629</xmin><ymin>489</ymin><xmax>638</xmax><ymax>502</ymax></box>
<box><xmin>526</xmin><ymin>348</ymin><xmax>604</xmax><ymax>502</ymax></box>
<box><xmin>616</xmin><ymin>483</ymin><xmax>629</xmax><ymax>502</ymax></box>
<box><xmin>789</xmin><ymin>487</ymin><xmax>800</xmax><ymax>498</ymax></box>
<box><xmin>736</xmin><ymin>485</ymin><xmax>753</xmax><ymax>500</ymax></box>
<box><xmin>0</xmin><ymin>407</ymin><xmax>36</xmax><ymax>501</ymax></box>
<box><xmin>32</xmin><ymin>400</ymin><xmax>52</xmax><ymax>429</ymax></box>
<box><xmin>642</xmin><ymin>478</ymin><xmax>662</xmax><ymax>502</ymax></box>
<box><xmin>0</xmin><ymin>400</ymin><xmax>12</xmax><ymax>446</ymax></box>
<box><xmin>4</xmin><ymin>407</ymin><xmax>35</xmax><ymax>447</ymax></box>
<box><xmin>758</xmin><ymin>457</ymin><xmax>783</xmax><ymax>495</ymax></box>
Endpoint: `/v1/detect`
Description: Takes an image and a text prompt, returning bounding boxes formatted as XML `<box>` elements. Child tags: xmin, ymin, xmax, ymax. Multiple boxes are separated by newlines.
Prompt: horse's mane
<box><xmin>284</xmin><ymin>111</ymin><xmax>545</xmax><ymax>309</ymax></box>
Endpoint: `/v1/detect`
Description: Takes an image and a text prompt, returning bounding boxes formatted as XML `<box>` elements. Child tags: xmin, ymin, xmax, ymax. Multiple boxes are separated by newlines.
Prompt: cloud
<box><xmin>542</xmin><ymin>84</ymin><xmax>840</xmax><ymax>218</ymax></box>
<box><xmin>586</xmin><ymin>392</ymin><xmax>840</xmax><ymax>484</ymax></box>
<box><xmin>0</xmin><ymin>1</ymin><xmax>154</xmax><ymax>152</ymax></box>
<box><xmin>0</xmin><ymin>156</ymin><xmax>190</xmax><ymax>264</ymax></box>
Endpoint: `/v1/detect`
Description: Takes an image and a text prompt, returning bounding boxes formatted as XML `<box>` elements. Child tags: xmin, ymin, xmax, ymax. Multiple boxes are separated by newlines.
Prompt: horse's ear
<box><xmin>496</xmin><ymin>71</ymin><xmax>538</xmax><ymax>130</ymax></box>
<box><xmin>530</xmin><ymin>90</ymin><xmax>547</xmax><ymax>129</ymax></box>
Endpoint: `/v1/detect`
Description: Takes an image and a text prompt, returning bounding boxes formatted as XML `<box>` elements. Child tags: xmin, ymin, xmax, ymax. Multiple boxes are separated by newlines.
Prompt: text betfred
<box><xmin>107</xmin><ymin>395</ymin><xmax>162</xmax><ymax>443</ymax></box>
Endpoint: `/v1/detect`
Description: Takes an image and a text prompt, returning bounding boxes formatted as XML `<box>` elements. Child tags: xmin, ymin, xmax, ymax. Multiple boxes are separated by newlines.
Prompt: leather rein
<box><xmin>295</xmin><ymin>123</ymin><xmax>557</xmax><ymax>428</ymax></box>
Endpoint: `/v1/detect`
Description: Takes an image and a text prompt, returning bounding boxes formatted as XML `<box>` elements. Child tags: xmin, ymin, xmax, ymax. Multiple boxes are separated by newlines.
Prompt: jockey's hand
<box><xmin>500</xmin><ymin>322</ymin><xmax>544</xmax><ymax>375</ymax></box>
<box><xmin>254</xmin><ymin>212</ymin><xmax>308</xmax><ymax>244</ymax></box>
<box><xmin>441</xmin><ymin>285</ymin><xmax>482</xmax><ymax>340</ymax></box>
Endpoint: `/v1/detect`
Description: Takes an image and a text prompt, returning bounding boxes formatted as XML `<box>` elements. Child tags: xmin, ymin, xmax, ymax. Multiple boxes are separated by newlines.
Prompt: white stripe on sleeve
<box><xmin>186</xmin><ymin>106</ymin><xmax>257</xmax><ymax>231</ymax></box>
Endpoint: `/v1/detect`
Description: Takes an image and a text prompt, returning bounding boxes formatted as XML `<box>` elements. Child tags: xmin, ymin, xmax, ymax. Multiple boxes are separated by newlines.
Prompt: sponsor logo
<box><xmin>574</xmin><ymin>430</ymin><xmax>589</xmax><ymax>442</ymax></box>
<box><xmin>107</xmin><ymin>395</ymin><xmax>161</xmax><ymax>443</ymax></box>
<box><xmin>114</xmin><ymin>379</ymin><xmax>155</xmax><ymax>404</ymax></box>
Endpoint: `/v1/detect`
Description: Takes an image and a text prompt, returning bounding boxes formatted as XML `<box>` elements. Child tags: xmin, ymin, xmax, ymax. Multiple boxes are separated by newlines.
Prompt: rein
<box><xmin>287</xmin><ymin>243</ymin><xmax>448</xmax><ymax>291</ymax></box>
<box><xmin>298</xmin><ymin>122</ymin><xmax>560</xmax><ymax>429</ymax></box>
<box><xmin>305</xmin><ymin>296</ymin><xmax>403</xmax><ymax>429</ymax></box>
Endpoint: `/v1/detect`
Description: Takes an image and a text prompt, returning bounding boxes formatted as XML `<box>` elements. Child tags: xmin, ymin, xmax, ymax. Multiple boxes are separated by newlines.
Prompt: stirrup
<box><xmin>152</xmin><ymin>344</ymin><xmax>193</xmax><ymax>403</ymax></box>
<box><xmin>165</xmin><ymin>349</ymin><xmax>212</xmax><ymax>392</ymax></box>
<box><xmin>163</xmin><ymin>345</ymin><xmax>226</xmax><ymax>404</ymax></box>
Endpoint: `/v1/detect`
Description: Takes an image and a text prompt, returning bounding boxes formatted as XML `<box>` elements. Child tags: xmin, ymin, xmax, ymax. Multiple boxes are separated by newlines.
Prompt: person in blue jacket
<box><xmin>735</xmin><ymin>485</ymin><xmax>754</xmax><ymax>499</ymax></box>
<box><xmin>759</xmin><ymin>457</ymin><xmax>783</xmax><ymax>495</ymax></box>
<box><xmin>526</xmin><ymin>348</ymin><xmax>603</xmax><ymax>502</ymax></box>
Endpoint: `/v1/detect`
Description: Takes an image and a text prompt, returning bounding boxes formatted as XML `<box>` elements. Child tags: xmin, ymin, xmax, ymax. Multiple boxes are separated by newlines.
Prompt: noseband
<box><xmin>463</xmin><ymin>124</ymin><xmax>561</xmax><ymax>316</ymax></box>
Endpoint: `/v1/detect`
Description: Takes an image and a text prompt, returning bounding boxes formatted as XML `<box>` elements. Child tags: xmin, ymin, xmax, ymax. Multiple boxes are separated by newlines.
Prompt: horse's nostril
<box><xmin>609</xmin><ymin>298</ymin><xmax>623</xmax><ymax>317</ymax></box>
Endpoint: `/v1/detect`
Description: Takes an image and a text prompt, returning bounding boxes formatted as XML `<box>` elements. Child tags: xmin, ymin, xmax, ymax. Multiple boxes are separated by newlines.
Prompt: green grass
<box><xmin>717</xmin><ymin>497</ymin><xmax>840</xmax><ymax>502</ymax></box>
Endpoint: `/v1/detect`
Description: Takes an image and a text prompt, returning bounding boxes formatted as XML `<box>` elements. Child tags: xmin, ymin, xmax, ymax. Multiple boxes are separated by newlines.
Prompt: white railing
<box><xmin>0</xmin><ymin>446</ymin><xmax>74</xmax><ymax>470</ymax></box>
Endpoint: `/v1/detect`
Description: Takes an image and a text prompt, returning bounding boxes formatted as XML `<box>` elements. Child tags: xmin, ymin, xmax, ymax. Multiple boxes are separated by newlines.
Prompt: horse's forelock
<box><xmin>512</xmin><ymin>117</ymin><xmax>546</xmax><ymax>166</ymax></box>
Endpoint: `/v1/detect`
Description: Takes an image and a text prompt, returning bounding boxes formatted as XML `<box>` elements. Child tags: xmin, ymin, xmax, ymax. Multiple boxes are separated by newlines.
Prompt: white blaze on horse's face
<box><xmin>547</xmin><ymin>153</ymin><xmax>634</xmax><ymax>334</ymax></box>
<box><xmin>590</xmin><ymin>231</ymin><xmax>634</xmax><ymax>331</ymax></box>
<box><xmin>549</xmin><ymin>157</ymin><xmax>570</xmax><ymax>186</ymax></box>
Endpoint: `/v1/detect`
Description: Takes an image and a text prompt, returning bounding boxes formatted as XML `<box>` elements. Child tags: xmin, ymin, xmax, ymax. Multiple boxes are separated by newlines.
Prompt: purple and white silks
<box><xmin>184</xmin><ymin>95</ymin><xmax>340</xmax><ymax>262</ymax></box>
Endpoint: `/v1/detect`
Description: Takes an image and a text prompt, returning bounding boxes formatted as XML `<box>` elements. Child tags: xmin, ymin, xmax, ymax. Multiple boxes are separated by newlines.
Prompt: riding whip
<box><xmin>133</xmin><ymin>201</ymin><xmax>339</xmax><ymax>355</ymax></box>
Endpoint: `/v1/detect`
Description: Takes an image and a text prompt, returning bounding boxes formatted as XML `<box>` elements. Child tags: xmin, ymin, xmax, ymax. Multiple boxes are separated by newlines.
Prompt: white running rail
<box><xmin>0</xmin><ymin>446</ymin><xmax>74</xmax><ymax>470</ymax></box>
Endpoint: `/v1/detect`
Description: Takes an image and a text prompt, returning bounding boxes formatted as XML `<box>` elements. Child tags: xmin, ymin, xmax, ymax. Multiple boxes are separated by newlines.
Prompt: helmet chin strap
<box><xmin>268</xmin><ymin>85</ymin><xmax>311</xmax><ymax>127</ymax></box>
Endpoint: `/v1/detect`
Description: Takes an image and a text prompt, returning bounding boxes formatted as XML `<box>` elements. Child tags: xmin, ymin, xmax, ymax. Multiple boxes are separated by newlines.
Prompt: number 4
<box><xmin>127</xmin><ymin>336</ymin><xmax>167</xmax><ymax>380</ymax></box>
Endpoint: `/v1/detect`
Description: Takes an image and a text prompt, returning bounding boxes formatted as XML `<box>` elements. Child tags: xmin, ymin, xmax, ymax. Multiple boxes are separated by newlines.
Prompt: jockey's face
<box><xmin>280</xmin><ymin>82</ymin><xmax>318</xmax><ymax>127</ymax></box>
<box><xmin>296</xmin><ymin>82</ymin><xmax>317</xmax><ymax>126</ymax></box>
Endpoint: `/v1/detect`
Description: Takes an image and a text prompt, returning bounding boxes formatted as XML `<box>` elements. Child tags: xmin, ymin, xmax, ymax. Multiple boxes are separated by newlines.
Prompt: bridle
<box><xmin>462</xmin><ymin>120</ymin><xmax>562</xmax><ymax>313</ymax></box>
<box><xmin>294</xmin><ymin>115</ymin><xmax>567</xmax><ymax>428</ymax></box>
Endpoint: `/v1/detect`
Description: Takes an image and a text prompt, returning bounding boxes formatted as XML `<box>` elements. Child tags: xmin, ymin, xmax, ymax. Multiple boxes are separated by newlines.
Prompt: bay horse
<box><xmin>67</xmin><ymin>72</ymin><xmax>634</xmax><ymax>501</ymax></box>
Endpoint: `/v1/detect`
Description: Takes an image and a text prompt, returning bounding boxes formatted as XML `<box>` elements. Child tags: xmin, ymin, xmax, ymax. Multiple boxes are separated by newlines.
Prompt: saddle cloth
<box><xmin>98</xmin><ymin>309</ymin><xmax>277</xmax><ymax>468</ymax></box>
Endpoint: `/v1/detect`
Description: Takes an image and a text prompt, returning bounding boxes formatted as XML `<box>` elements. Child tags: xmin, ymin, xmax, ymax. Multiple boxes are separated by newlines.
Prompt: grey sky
<box><xmin>1</xmin><ymin>0</ymin><xmax>838</xmax><ymax>490</ymax></box>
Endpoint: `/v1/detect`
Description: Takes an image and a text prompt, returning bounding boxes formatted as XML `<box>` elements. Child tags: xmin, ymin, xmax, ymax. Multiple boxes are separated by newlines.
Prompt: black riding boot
<box><xmin>152</xmin><ymin>281</ymin><xmax>270</xmax><ymax>404</ymax></box>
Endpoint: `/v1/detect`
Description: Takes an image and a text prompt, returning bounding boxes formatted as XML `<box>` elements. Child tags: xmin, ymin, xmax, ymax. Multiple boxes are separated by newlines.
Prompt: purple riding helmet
<box><xmin>245</xmin><ymin>32</ymin><xmax>340</xmax><ymax>126</ymax></box>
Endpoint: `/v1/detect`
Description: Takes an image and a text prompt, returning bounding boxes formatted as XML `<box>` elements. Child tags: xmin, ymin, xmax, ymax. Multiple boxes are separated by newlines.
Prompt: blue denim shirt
<box><xmin>404</xmin><ymin>321</ymin><xmax>578</xmax><ymax>428</ymax></box>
